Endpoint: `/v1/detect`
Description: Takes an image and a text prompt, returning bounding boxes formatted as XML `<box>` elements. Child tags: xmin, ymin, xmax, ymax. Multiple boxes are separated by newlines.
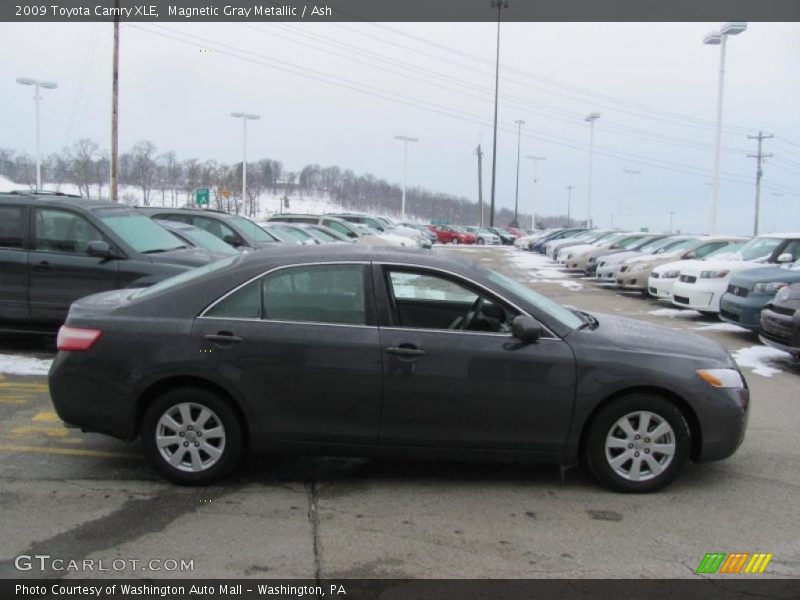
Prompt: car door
<box><xmin>0</xmin><ymin>205</ymin><xmax>30</xmax><ymax>322</ymax></box>
<box><xmin>374</xmin><ymin>264</ymin><xmax>576</xmax><ymax>454</ymax></box>
<box><xmin>193</xmin><ymin>262</ymin><xmax>382</xmax><ymax>444</ymax></box>
<box><xmin>28</xmin><ymin>207</ymin><xmax>119</xmax><ymax>324</ymax></box>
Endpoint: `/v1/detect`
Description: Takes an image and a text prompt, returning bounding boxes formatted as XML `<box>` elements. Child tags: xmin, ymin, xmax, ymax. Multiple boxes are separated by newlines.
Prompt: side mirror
<box><xmin>223</xmin><ymin>234</ymin><xmax>243</xmax><ymax>247</ymax></box>
<box><xmin>511</xmin><ymin>315</ymin><xmax>543</xmax><ymax>343</ymax></box>
<box><xmin>684</xmin><ymin>251</ymin><xmax>696</xmax><ymax>259</ymax></box>
<box><xmin>86</xmin><ymin>240</ymin><xmax>113</xmax><ymax>258</ymax></box>
<box><xmin>777</xmin><ymin>253</ymin><xmax>793</xmax><ymax>263</ymax></box>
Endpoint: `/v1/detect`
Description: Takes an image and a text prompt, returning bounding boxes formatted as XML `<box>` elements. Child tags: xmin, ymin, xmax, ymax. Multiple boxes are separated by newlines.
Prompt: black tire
<box><xmin>141</xmin><ymin>387</ymin><xmax>244</xmax><ymax>485</ymax></box>
<box><xmin>477</xmin><ymin>238</ymin><xmax>485</xmax><ymax>245</ymax></box>
<box><xmin>584</xmin><ymin>394</ymin><xmax>690</xmax><ymax>493</ymax></box>
<box><xmin>451</xmin><ymin>238</ymin><xmax>460</xmax><ymax>245</ymax></box>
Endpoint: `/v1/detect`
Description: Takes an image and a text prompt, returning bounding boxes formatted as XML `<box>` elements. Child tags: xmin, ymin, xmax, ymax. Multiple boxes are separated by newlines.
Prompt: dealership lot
<box><xmin>0</xmin><ymin>245</ymin><xmax>798</xmax><ymax>579</ymax></box>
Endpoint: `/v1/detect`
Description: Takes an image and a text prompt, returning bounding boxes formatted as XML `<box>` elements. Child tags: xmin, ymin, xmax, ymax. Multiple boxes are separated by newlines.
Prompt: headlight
<box><xmin>697</xmin><ymin>368</ymin><xmax>745</xmax><ymax>389</ymax></box>
<box><xmin>700</xmin><ymin>270</ymin><xmax>730</xmax><ymax>279</ymax></box>
<box><xmin>589</xmin><ymin>257</ymin><xmax>597</xmax><ymax>263</ymax></box>
<box><xmin>661</xmin><ymin>270</ymin><xmax>680</xmax><ymax>279</ymax></box>
<box><xmin>752</xmin><ymin>281</ymin><xmax>789</xmax><ymax>294</ymax></box>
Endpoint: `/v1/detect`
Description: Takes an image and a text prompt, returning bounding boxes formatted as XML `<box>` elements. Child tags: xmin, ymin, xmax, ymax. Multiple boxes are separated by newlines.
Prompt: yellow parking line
<box><xmin>0</xmin><ymin>397</ymin><xmax>31</xmax><ymax>405</ymax></box>
<box><xmin>10</xmin><ymin>425</ymin><xmax>71</xmax><ymax>438</ymax></box>
<box><xmin>0</xmin><ymin>443</ymin><xmax>142</xmax><ymax>459</ymax></box>
<box><xmin>32</xmin><ymin>411</ymin><xmax>60</xmax><ymax>422</ymax></box>
<box><xmin>0</xmin><ymin>382</ymin><xmax>49</xmax><ymax>391</ymax></box>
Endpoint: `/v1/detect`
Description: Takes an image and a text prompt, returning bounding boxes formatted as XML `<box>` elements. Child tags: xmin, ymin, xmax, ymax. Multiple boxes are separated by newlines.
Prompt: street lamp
<box><xmin>16</xmin><ymin>77</ymin><xmax>58</xmax><ymax>190</ymax></box>
<box><xmin>394</xmin><ymin>135</ymin><xmax>418</xmax><ymax>220</ymax></box>
<box><xmin>704</xmin><ymin>21</ymin><xmax>747</xmax><ymax>235</ymax></box>
<box><xmin>566</xmin><ymin>185</ymin><xmax>573</xmax><ymax>227</ymax></box>
<box><xmin>526</xmin><ymin>155</ymin><xmax>546</xmax><ymax>229</ymax></box>
<box><xmin>230</xmin><ymin>112</ymin><xmax>260</xmax><ymax>208</ymax></box>
<box><xmin>488</xmin><ymin>0</ymin><xmax>508</xmax><ymax>227</ymax></box>
<box><xmin>585</xmin><ymin>112</ymin><xmax>601</xmax><ymax>228</ymax></box>
<box><xmin>512</xmin><ymin>119</ymin><xmax>525</xmax><ymax>226</ymax></box>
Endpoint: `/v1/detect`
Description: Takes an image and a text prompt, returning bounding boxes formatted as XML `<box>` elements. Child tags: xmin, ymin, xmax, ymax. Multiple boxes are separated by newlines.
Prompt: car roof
<box><xmin>0</xmin><ymin>192</ymin><xmax>121</xmax><ymax>210</ymax></box>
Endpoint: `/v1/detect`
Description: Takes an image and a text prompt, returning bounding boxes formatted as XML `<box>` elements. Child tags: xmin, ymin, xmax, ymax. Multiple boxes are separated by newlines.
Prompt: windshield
<box><xmin>704</xmin><ymin>243</ymin><xmax>745</xmax><ymax>259</ymax></box>
<box><xmin>641</xmin><ymin>237</ymin><xmax>678</xmax><ymax>253</ymax></box>
<box><xmin>95</xmin><ymin>209</ymin><xmax>186</xmax><ymax>253</ymax></box>
<box><xmin>738</xmin><ymin>236</ymin><xmax>784</xmax><ymax>261</ymax></box>
<box><xmin>309</xmin><ymin>227</ymin><xmax>339</xmax><ymax>242</ymax></box>
<box><xmin>182</xmin><ymin>227</ymin><xmax>239</xmax><ymax>255</ymax></box>
<box><xmin>658</xmin><ymin>238</ymin><xmax>698</xmax><ymax>254</ymax></box>
<box><xmin>228</xmin><ymin>215</ymin><xmax>277</xmax><ymax>243</ymax></box>
<box><xmin>131</xmin><ymin>256</ymin><xmax>239</xmax><ymax>300</ymax></box>
<box><xmin>487</xmin><ymin>270</ymin><xmax>584</xmax><ymax>330</ymax></box>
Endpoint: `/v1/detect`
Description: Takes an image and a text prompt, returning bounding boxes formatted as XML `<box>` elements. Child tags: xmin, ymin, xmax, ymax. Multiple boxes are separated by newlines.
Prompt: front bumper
<box><xmin>759</xmin><ymin>306</ymin><xmax>800</xmax><ymax>354</ymax></box>
<box><xmin>647</xmin><ymin>276</ymin><xmax>677</xmax><ymax>299</ymax></box>
<box><xmin>616</xmin><ymin>271</ymin><xmax>649</xmax><ymax>290</ymax></box>
<box><xmin>595</xmin><ymin>264</ymin><xmax>622</xmax><ymax>281</ymax></box>
<box><xmin>694</xmin><ymin>386</ymin><xmax>750</xmax><ymax>463</ymax></box>
<box><xmin>670</xmin><ymin>278</ymin><xmax>726</xmax><ymax>313</ymax></box>
<box><xmin>719</xmin><ymin>292</ymin><xmax>770</xmax><ymax>330</ymax></box>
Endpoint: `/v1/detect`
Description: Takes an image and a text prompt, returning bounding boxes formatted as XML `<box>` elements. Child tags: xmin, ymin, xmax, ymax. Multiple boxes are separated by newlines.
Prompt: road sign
<box><xmin>195</xmin><ymin>188</ymin><xmax>209</xmax><ymax>206</ymax></box>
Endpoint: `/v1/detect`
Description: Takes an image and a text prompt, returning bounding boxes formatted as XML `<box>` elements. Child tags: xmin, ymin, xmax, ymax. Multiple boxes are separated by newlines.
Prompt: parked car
<box><xmin>374</xmin><ymin>216</ymin><xmax>432</xmax><ymax>248</ymax></box>
<box><xmin>329</xmin><ymin>213</ymin><xmax>426</xmax><ymax>248</ymax></box>
<box><xmin>486</xmin><ymin>227</ymin><xmax>517</xmax><ymax>245</ymax></box>
<box><xmin>138</xmin><ymin>207</ymin><xmax>281</xmax><ymax>250</ymax></box>
<box><xmin>399</xmin><ymin>222</ymin><xmax>438</xmax><ymax>245</ymax></box>
<box><xmin>563</xmin><ymin>233</ymin><xmax>647</xmax><ymax>273</ymax></box>
<box><xmin>759</xmin><ymin>283</ymin><xmax>800</xmax><ymax>357</ymax></box>
<box><xmin>259</xmin><ymin>222</ymin><xmax>319</xmax><ymax>245</ymax></box>
<box><xmin>719</xmin><ymin>257</ymin><xmax>800</xmax><ymax>331</ymax></box>
<box><xmin>514</xmin><ymin>229</ymin><xmax>555</xmax><ymax>250</ymax></box>
<box><xmin>617</xmin><ymin>237</ymin><xmax>746</xmax><ymax>294</ymax></box>
<box><xmin>595</xmin><ymin>235</ymin><xmax>675</xmax><ymax>282</ymax></box>
<box><xmin>671</xmin><ymin>234</ymin><xmax>800</xmax><ymax>315</ymax></box>
<box><xmin>50</xmin><ymin>244</ymin><xmax>749</xmax><ymax>492</ymax></box>
<box><xmin>549</xmin><ymin>230</ymin><xmax>614</xmax><ymax>260</ymax></box>
<box><xmin>465</xmin><ymin>226</ymin><xmax>502</xmax><ymax>245</ymax></box>
<box><xmin>266</xmin><ymin>214</ymin><xmax>369</xmax><ymax>243</ymax></box>
<box><xmin>295</xmin><ymin>223</ymin><xmax>355</xmax><ymax>244</ymax></box>
<box><xmin>529</xmin><ymin>228</ymin><xmax>587</xmax><ymax>253</ymax></box>
<box><xmin>648</xmin><ymin>242</ymin><xmax>747</xmax><ymax>300</ymax></box>
<box><xmin>429</xmin><ymin>224</ymin><xmax>476</xmax><ymax>245</ymax></box>
<box><xmin>156</xmin><ymin>220</ymin><xmax>242</xmax><ymax>256</ymax></box>
<box><xmin>0</xmin><ymin>193</ymin><xmax>219</xmax><ymax>331</ymax></box>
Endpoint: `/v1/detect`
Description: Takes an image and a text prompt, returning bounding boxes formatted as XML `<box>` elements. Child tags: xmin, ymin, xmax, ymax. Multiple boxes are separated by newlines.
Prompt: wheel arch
<box><xmin>578</xmin><ymin>386</ymin><xmax>702</xmax><ymax>462</ymax></box>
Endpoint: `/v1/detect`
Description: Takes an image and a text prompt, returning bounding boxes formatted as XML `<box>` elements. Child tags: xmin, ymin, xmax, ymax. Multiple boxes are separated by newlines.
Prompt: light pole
<box><xmin>704</xmin><ymin>22</ymin><xmax>747</xmax><ymax>234</ymax></box>
<box><xmin>230</xmin><ymin>112</ymin><xmax>260</xmax><ymax>208</ymax></box>
<box><xmin>669</xmin><ymin>210</ymin><xmax>675</xmax><ymax>233</ymax></box>
<box><xmin>16</xmin><ymin>77</ymin><xmax>58</xmax><ymax>190</ymax></box>
<box><xmin>585</xmin><ymin>112</ymin><xmax>601</xmax><ymax>228</ymax></box>
<box><xmin>394</xmin><ymin>135</ymin><xmax>418</xmax><ymax>220</ymax></box>
<box><xmin>566</xmin><ymin>185</ymin><xmax>573</xmax><ymax>227</ymax></box>
<box><xmin>526</xmin><ymin>155</ymin><xmax>546</xmax><ymax>229</ymax></box>
<box><xmin>512</xmin><ymin>119</ymin><xmax>525</xmax><ymax>226</ymax></box>
<box><xmin>488</xmin><ymin>0</ymin><xmax>508</xmax><ymax>227</ymax></box>
<box><xmin>622</xmin><ymin>168</ymin><xmax>641</xmax><ymax>223</ymax></box>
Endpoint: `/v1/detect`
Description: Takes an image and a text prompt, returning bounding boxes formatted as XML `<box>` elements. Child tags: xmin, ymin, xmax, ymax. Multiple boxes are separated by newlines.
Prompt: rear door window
<box><xmin>0</xmin><ymin>206</ymin><xmax>26</xmax><ymax>249</ymax></box>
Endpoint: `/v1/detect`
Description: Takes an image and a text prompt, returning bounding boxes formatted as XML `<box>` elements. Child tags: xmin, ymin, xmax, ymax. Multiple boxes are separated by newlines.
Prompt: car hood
<box><xmin>729</xmin><ymin>264</ymin><xmax>800</xmax><ymax>286</ymax></box>
<box><xmin>600</xmin><ymin>250</ymin><xmax>640</xmax><ymax>264</ymax></box>
<box><xmin>652</xmin><ymin>259</ymin><xmax>695</xmax><ymax>275</ymax></box>
<box><xmin>569</xmin><ymin>313</ymin><xmax>733</xmax><ymax>364</ymax></box>
<box><xmin>146</xmin><ymin>246</ymin><xmax>220</xmax><ymax>267</ymax></box>
<box><xmin>679</xmin><ymin>258</ymin><xmax>765</xmax><ymax>277</ymax></box>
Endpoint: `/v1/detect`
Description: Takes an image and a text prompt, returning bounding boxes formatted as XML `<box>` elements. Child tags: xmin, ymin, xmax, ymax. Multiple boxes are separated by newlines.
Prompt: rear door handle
<box><xmin>205</xmin><ymin>332</ymin><xmax>243</xmax><ymax>345</ymax></box>
<box><xmin>386</xmin><ymin>345</ymin><xmax>426</xmax><ymax>357</ymax></box>
<box><xmin>32</xmin><ymin>261</ymin><xmax>53</xmax><ymax>272</ymax></box>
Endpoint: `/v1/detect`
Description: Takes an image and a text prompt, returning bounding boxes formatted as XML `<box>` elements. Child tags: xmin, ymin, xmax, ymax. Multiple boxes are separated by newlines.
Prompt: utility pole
<box><xmin>394</xmin><ymin>135</ymin><xmax>418</xmax><ymax>220</ymax></box>
<box><xmin>512</xmin><ymin>119</ymin><xmax>524</xmax><ymax>226</ymax></box>
<box><xmin>475</xmin><ymin>143</ymin><xmax>484</xmax><ymax>226</ymax></box>
<box><xmin>527</xmin><ymin>155</ymin><xmax>546</xmax><ymax>229</ymax></box>
<box><xmin>669</xmin><ymin>210</ymin><xmax>675</xmax><ymax>233</ymax></box>
<box><xmin>566</xmin><ymin>185</ymin><xmax>573</xmax><ymax>227</ymax></box>
<box><xmin>747</xmin><ymin>130</ymin><xmax>773</xmax><ymax>236</ymax></box>
<box><xmin>488</xmin><ymin>0</ymin><xmax>508</xmax><ymax>227</ymax></box>
<box><xmin>110</xmin><ymin>4</ymin><xmax>120</xmax><ymax>202</ymax></box>
<box><xmin>585</xmin><ymin>112</ymin><xmax>601</xmax><ymax>228</ymax></box>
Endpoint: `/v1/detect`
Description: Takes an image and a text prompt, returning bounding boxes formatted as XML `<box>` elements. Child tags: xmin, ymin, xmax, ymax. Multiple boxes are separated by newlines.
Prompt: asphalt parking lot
<box><xmin>1</xmin><ymin>245</ymin><xmax>798</xmax><ymax>580</ymax></box>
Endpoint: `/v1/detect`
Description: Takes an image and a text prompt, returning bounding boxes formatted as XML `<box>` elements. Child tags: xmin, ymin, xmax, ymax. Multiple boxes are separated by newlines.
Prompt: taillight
<box><xmin>57</xmin><ymin>326</ymin><xmax>102</xmax><ymax>351</ymax></box>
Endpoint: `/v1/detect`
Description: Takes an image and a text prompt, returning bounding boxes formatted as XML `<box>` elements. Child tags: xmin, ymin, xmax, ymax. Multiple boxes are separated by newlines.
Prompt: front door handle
<box><xmin>32</xmin><ymin>261</ymin><xmax>53</xmax><ymax>272</ymax></box>
<box><xmin>205</xmin><ymin>332</ymin><xmax>243</xmax><ymax>345</ymax></box>
<box><xmin>386</xmin><ymin>345</ymin><xmax>426</xmax><ymax>357</ymax></box>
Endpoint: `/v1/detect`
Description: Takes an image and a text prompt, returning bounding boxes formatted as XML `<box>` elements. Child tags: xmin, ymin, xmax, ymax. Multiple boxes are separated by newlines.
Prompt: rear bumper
<box><xmin>719</xmin><ymin>293</ymin><xmax>769</xmax><ymax>330</ymax></box>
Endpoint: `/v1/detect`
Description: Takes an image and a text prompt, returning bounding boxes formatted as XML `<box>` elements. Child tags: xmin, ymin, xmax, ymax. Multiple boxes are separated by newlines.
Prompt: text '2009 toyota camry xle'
<box><xmin>49</xmin><ymin>245</ymin><xmax>749</xmax><ymax>492</ymax></box>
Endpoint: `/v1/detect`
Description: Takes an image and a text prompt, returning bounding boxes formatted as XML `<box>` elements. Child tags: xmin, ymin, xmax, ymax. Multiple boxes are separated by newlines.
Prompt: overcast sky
<box><xmin>3</xmin><ymin>21</ymin><xmax>799</xmax><ymax>234</ymax></box>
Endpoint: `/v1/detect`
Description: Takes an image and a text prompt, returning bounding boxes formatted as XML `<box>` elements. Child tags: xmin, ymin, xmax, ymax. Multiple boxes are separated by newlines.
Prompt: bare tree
<box><xmin>130</xmin><ymin>140</ymin><xmax>158</xmax><ymax>205</ymax></box>
<box><xmin>64</xmin><ymin>139</ymin><xmax>101</xmax><ymax>198</ymax></box>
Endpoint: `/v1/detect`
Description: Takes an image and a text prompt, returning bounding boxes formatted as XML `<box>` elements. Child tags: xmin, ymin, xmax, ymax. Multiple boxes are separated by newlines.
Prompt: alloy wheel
<box><xmin>604</xmin><ymin>411</ymin><xmax>676</xmax><ymax>482</ymax></box>
<box><xmin>156</xmin><ymin>402</ymin><xmax>227</xmax><ymax>472</ymax></box>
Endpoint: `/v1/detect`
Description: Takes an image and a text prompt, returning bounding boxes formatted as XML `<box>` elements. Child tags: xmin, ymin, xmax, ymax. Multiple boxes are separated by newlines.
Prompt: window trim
<box><xmin>198</xmin><ymin>261</ymin><xmax>376</xmax><ymax>327</ymax></box>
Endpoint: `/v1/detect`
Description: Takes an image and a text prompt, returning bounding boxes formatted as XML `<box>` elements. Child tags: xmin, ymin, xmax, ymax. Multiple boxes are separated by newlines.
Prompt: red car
<box><xmin>506</xmin><ymin>226</ymin><xmax>524</xmax><ymax>238</ymax></box>
<box><xmin>429</xmin><ymin>225</ymin><xmax>477</xmax><ymax>245</ymax></box>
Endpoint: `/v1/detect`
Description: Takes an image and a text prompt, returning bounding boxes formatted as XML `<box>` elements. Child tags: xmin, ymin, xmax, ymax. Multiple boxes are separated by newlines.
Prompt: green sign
<box><xmin>195</xmin><ymin>188</ymin><xmax>210</xmax><ymax>206</ymax></box>
<box><xmin>639</xmin><ymin>227</ymin><xmax>649</xmax><ymax>233</ymax></box>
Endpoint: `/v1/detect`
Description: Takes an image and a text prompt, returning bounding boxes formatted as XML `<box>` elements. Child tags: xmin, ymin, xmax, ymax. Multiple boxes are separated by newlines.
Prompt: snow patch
<box><xmin>732</xmin><ymin>345</ymin><xmax>793</xmax><ymax>378</ymax></box>
<box><xmin>693</xmin><ymin>323</ymin><xmax>751</xmax><ymax>333</ymax></box>
<box><xmin>0</xmin><ymin>353</ymin><xmax>53</xmax><ymax>376</ymax></box>
<box><xmin>647</xmin><ymin>308</ymin><xmax>704</xmax><ymax>319</ymax></box>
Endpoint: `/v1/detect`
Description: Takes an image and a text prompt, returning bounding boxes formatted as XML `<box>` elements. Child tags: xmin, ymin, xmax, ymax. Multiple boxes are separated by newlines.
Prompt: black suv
<box><xmin>0</xmin><ymin>192</ymin><xmax>223</xmax><ymax>331</ymax></box>
<box><xmin>137</xmin><ymin>207</ymin><xmax>280</xmax><ymax>250</ymax></box>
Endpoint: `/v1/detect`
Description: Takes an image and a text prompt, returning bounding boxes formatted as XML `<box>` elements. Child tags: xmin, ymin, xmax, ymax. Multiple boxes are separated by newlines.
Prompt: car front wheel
<box><xmin>451</xmin><ymin>238</ymin><xmax>460</xmax><ymax>245</ymax></box>
<box><xmin>142</xmin><ymin>387</ymin><xmax>243</xmax><ymax>485</ymax></box>
<box><xmin>584</xmin><ymin>394</ymin><xmax>690</xmax><ymax>493</ymax></box>
<box><xmin>477</xmin><ymin>238</ymin><xmax>485</xmax><ymax>245</ymax></box>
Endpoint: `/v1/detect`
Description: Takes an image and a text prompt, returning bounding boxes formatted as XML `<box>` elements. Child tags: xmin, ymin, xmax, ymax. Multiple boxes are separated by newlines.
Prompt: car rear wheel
<box><xmin>451</xmin><ymin>238</ymin><xmax>460</xmax><ymax>245</ymax></box>
<box><xmin>477</xmin><ymin>238</ymin><xmax>485</xmax><ymax>245</ymax></box>
<box><xmin>142</xmin><ymin>387</ymin><xmax>243</xmax><ymax>485</ymax></box>
<box><xmin>584</xmin><ymin>394</ymin><xmax>690</xmax><ymax>493</ymax></box>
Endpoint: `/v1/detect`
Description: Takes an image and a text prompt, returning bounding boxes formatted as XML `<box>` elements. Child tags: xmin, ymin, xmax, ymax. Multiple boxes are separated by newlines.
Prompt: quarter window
<box><xmin>33</xmin><ymin>209</ymin><xmax>105</xmax><ymax>255</ymax></box>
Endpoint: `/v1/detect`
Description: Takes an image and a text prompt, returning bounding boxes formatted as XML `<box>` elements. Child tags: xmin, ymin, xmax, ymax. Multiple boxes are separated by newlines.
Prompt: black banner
<box><xmin>3</xmin><ymin>0</ymin><xmax>800</xmax><ymax>23</ymax></box>
<box><xmin>3</xmin><ymin>579</ymin><xmax>800</xmax><ymax>600</ymax></box>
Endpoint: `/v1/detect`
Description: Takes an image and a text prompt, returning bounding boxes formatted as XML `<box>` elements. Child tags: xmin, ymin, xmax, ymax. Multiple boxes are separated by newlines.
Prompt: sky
<box><xmin>2</xmin><ymin>20</ymin><xmax>799</xmax><ymax>234</ymax></box>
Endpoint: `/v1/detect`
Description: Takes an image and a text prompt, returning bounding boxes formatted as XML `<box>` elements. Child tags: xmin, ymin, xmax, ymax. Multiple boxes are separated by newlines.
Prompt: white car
<box><xmin>595</xmin><ymin>235</ymin><xmax>679</xmax><ymax>281</ymax></box>
<box><xmin>352</xmin><ymin>223</ymin><xmax>417</xmax><ymax>247</ymax></box>
<box><xmin>465</xmin><ymin>226</ymin><xmax>502</xmax><ymax>245</ymax></box>
<box><xmin>545</xmin><ymin>230</ymin><xmax>606</xmax><ymax>258</ymax></box>
<box><xmin>648</xmin><ymin>241</ymin><xmax>748</xmax><ymax>299</ymax></box>
<box><xmin>515</xmin><ymin>229</ymin><xmax>554</xmax><ymax>249</ymax></box>
<box><xmin>670</xmin><ymin>234</ymin><xmax>800</xmax><ymax>314</ymax></box>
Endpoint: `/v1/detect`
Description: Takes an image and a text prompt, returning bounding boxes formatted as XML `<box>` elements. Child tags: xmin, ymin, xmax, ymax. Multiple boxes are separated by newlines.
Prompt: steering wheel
<box><xmin>462</xmin><ymin>296</ymin><xmax>485</xmax><ymax>331</ymax></box>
